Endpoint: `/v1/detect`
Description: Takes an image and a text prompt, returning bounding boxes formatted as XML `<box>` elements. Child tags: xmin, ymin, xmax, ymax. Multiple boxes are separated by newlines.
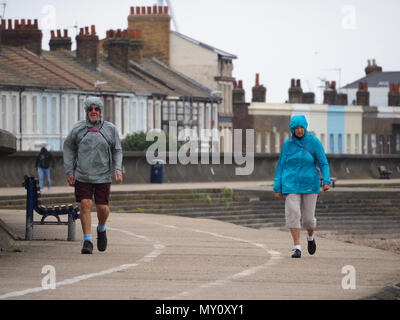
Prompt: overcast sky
<box><xmin>3</xmin><ymin>0</ymin><xmax>400</xmax><ymax>103</ymax></box>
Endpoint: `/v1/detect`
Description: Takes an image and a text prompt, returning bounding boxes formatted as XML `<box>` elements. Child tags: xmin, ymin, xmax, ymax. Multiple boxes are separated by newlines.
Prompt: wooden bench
<box><xmin>23</xmin><ymin>175</ymin><xmax>80</xmax><ymax>241</ymax></box>
<box><xmin>378</xmin><ymin>166</ymin><xmax>392</xmax><ymax>179</ymax></box>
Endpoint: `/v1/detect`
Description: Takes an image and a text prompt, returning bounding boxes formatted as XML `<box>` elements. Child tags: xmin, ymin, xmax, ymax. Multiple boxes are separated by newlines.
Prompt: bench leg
<box><xmin>67</xmin><ymin>213</ymin><xmax>76</xmax><ymax>241</ymax></box>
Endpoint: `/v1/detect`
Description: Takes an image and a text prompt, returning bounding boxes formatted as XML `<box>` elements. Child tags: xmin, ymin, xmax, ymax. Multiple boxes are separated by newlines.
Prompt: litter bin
<box><xmin>150</xmin><ymin>160</ymin><xmax>164</xmax><ymax>183</ymax></box>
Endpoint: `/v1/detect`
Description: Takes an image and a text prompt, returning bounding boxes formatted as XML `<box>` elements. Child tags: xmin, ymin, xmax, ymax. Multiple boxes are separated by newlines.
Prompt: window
<box><xmin>363</xmin><ymin>134</ymin><xmax>368</xmax><ymax>154</ymax></box>
<box><xmin>184</xmin><ymin>102</ymin><xmax>191</xmax><ymax>125</ymax></box>
<box><xmin>123</xmin><ymin>99</ymin><xmax>130</xmax><ymax>136</ymax></box>
<box><xmin>68</xmin><ymin>97</ymin><xmax>77</xmax><ymax>131</ymax></box>
<box><xmin>115</xmin><ymin>99</ymin><xmax>121</xmax><ymax>136</ymax></box>
<box><xmin>176</xmin><ymin>101</ymin><xmax>183</xmax><ymax>122</ymax></box>
<box><xmin>131</xmin><ymin>101</ymin><xmax>136</xmax><ymax>133</ymax></box>
<box><xmin>346</xmin><ymin>134</ymin><xmax>351</xmax><ymax>154</ymax></box>
<box><xmin>264</xmin><ymin>132</ymin><xmax>270</xmax><ymax>153</ymax></box>
<box><xmin>52</xmin><ymin>96</ymin><xmax>58</xmax><ymax>134</ymax></box>
<box><xmin>61</xmin><ymin>96</ymin><xmax>67</xmax><ymax>134</ymax></box>
<box><xmin>12</xmin><ymin>96</ymin><xmax>18</xmax><ymax>134</ymax></box>
<box><xmin>275</xmin><ymin>132</ymin><xmax>280</xmax><ymax>153</ymax></box>
<box><xmin>338</xmin><ymin>134</ymin><xmax>342</xmax><ymax>154</ymax></box>
<box><xmin>387</xmin><ymin>135</ymin><xmax>392</xmax><ymax>154</ymax></box>
<box><xmin>33</xmin><ymin>96</ymin><xmax>39</xmax><ymax>133</ymax></box>
<box><xmin>329</xmin><ymin>134</ymin><xmax>334</xmax><ymax>154</ymax></box>
<box><xmin>169</xmin><ymin>101</ymin><xmax>176</xmax><ymax>121</ymax></box>
<box><xmin>379</xmin><ymin>135</ymin><xmax>385</xmax><ymax>154</ymax></box>
<box><xmin>1</xmin><ymin>95</ymin><xmax>6</xmax><ymax>130</ymax></box>
<box><xmin>355</xmin><ymin>134</ymin><xmax>359</xmax><ymax>154</ymax></box>
<box><xmin>396</xmin><ymin>134</ymin><xmax>400</xmax><ymax>152</ymax></box>
<box><xmin>255</xmin><ymin>132</ymin><xmax>261</xmax><ymax>153</ymax></box>
<box><xmin>371</xmin><ymin>134</ymin><xmax>376</xmax><ymax>154</ymax></box>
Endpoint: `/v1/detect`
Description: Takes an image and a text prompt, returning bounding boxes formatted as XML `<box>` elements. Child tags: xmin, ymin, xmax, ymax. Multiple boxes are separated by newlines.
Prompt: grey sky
<box><xmin>3</xmin><ymin>0</ymin><xmax>400</xmax><ymax>103</ymax></box>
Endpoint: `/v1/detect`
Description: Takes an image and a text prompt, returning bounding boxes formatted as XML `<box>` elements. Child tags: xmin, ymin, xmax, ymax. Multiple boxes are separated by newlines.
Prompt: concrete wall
<box><xmin>0</xmin><ymin>151</ymin><xmax>399</xmax><ymax>187</ymax></box>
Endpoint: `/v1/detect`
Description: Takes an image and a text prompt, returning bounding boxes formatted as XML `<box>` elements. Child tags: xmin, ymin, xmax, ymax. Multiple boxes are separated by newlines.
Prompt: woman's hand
<box><xmin>274</xmin><ymin>192</ymin><xmax>283</xmax><ymax>199</ymax></box>
<box><xmin>322</xmin><ymin>184</ymin><xmax>330</xmax><ymax>192</ymax></box>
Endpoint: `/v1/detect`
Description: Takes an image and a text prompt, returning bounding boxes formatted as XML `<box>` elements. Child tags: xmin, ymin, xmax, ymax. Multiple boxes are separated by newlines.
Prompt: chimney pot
<box><xmin>331</xmin><ymin>81</ymin><xmax>336</xmax><ymax>90</ymax></box>
<box><xmin>136</xmin><ymin>7</ymin><xmax>141</xmax><ymax>15</ymax></box>
<box><xmin>1</xmin><ymin>19</ymin><xmax>5</xmax><ymax>29</ymax></box>
<box><xmin>158</xmin><ymin>6</ymin><xmax>163</xmax><ymax>14</ymax></box>
<box><xmin>91</xmin><ymin>25</ymin><xmax>95</xmax><ymax>36</ymax></box>
<box><xmin>141</xmin><ymin>6</ymin><xmax>146</xmax><ymax>14</ymax></box>
<box><xmin>57</xmin><ymin>29</ymin><xmax>61</xmax><ymax>38</ymax></box>
<box><xmin>21</xmin><ymin>19</ymin><xmax>26</xmax><ymax>29</ymax></box>
<box><xmin>34</xmin><ymin>19</ymin><xmax>38</xmax><ymax>29</ymax></box>
<box><xmin>51</xmin><ymin>30</ymin><xmax>55</xmax><ymax>39</ymax></box>
<box><xmin>255</xmin><ymin>73</ymin><xmax>259</xmax><ymax>86</ymax></box>
<box><xmin>164</xmin><ymin>6</ymin><xmax>169</xmax><ymax>14</ymax></box>
<box><xmin>153</xmin><ymin>5</ymin><xmax>157</xmax><ymax>14</ymax></box>
<box><xmin>8</xmin><ymin>19</ymin><xmax>12</xmax><ymax>29</ymax></box>
<box><xmin>64</xmin><ymin>29</ymin><xmax>68</xmax><ymax>37</ymax></box>
<box><xmin>130</xmin><ymin>7</ymin><xmax>134</xmax><ymax>15</ymax></box>
<box><xmin>147</xmin><ymin>6</ymin><xmax>152</xmax><ymax>14</ymax></box>
<box><xmin>27</xmin><ymin>19</ymin><xmax>32</xmax><ymax>28</ymax></box>
<box><xmin>291</xmin><ymin>78</ymin><xmax>295</xmax><ymax>87</ymax></box>
<box><xmin>238</xmin><ymin>80</ymin><xmax>243</xmax><ymax>89</ymax></box>
<box><xmin>296</xmin><ymin>79</ymin><xmax>301</xmax><ymax>88</ymax></box>
<box><xmin>233</xmin><ymin>80</ymin><xmax>237</xmax><ymax>89</ymax></box>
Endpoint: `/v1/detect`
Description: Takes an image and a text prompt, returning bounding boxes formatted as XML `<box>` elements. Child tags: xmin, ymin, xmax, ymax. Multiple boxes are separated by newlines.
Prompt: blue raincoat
<box><xmin>273</xmin><ymin>115</ymin><xmax>330</xmax><ymax>194</ymax></box>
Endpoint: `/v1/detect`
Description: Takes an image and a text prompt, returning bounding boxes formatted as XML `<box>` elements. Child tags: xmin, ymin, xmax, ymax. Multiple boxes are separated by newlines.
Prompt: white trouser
<box><xmin>285</xmin><ymin>193</ymin><xmax>318</xmax><ymax>229</ymax></box>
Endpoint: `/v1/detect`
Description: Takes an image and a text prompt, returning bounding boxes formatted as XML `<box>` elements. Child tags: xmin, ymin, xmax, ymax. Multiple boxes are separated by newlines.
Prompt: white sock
<box><xmin>294</xmin><ymin>245</ymin><xmax>301</xmax><ymax>251</ymax></box>
<box><xmin>307</xmin><ymin>235</ymin><xmax>314</xmax><ymax>241</ymax></box>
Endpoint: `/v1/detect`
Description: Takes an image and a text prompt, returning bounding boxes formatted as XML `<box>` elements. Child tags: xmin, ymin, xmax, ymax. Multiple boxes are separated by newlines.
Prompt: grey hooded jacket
<box><xmin>63</xmin><ymin>96</ymin><xmax>123</xmax><ymax>184</ymax></box>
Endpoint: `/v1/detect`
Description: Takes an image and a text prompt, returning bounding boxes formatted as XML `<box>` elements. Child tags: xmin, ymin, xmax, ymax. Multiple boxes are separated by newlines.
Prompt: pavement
<box><xmin>0</xmin><ymin>179</ymin><xmax>399</xmax><ymax>301</ymax></box>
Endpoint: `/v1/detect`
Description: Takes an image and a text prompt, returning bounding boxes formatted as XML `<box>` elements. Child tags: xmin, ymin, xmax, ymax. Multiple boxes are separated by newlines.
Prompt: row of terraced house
<box><xmin>1</xmin><ymin>6</ymin><xmax>400</xmax><ymax>155</ymax></box>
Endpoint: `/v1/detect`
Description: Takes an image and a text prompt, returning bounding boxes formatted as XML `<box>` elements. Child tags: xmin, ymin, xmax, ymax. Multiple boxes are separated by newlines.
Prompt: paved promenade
<box><xmin>0</xmin><ymin>179</ymin><xmax>399</xmax><ymax>300</ymax></box>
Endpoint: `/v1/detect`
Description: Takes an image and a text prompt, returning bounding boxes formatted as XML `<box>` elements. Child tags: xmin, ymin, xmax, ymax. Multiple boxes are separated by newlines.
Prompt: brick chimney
<box><xmin>233</xmin><ymin>80</ymin><xmax>246</xmax><ymax>104</ymax></box>
<box><xmin>336</xmin><ymin>93</ymin><xmax>348</xmax><ymax>105</ymax></box>
<box><xmin>288</xmin><ymin>79</ymin><xmax>303</xmax><ymax>103</ymax></box>
<box><xmin>302</xmin><ymin>92</ymin><xmax>315</xmax><ymax>104</ymax></box>
<box><xmin>1</xmin><ymin>19</ymin><xmax>42</xmax><ymax>55</ymax></box>
<box><xmin>388</xmin><ymin>83</ymin><xmax>400</xmax><ymax>106</ymax></box>
<box><xmin>356</xmin><ymin>82</ymin><xmax>370</xmax><ymax>106</ymax></box>
<box><xmin>128</xmin><ymin>6</ymin><xmax>171</xmax><ymax>65</ymax></box>
<box><xmin>323</xmin><ymin>81</ymin><xmax>337</xmax><ymax>105</ymax></box>
<box><xmin>104</xmin><ymin>28</ymin><xmax>144</xmax><ymax>72</ymax></box>
<box><xmin>365</xmin><ymin>59</ymin><xmax>382</xmax><ymax>76</ymax></box>
<box><xmin>76</xmin><ymin>25</ymin><xmax>99</xmax><ymax>69</ymax></box>
<box><xmin>49</xmin><ymin>29</ymin><xmax>72</xmax><ymax>51</ymax></box>
<box><xmin>251</xmin><ymin>73</ymin><xmax>266</xmax><ymax>102</ymax></box>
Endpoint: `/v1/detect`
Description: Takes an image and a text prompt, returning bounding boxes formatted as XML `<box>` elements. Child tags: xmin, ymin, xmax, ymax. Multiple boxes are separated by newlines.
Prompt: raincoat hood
<box><xmin>289</xmin><ymin>115</ymin><xmax>308</xmax><ymax>136</ymax></box>
<box><xmin>84</xmin><ymin>96</ymin><xmax>104</xmax><ymax>124</ymax></box>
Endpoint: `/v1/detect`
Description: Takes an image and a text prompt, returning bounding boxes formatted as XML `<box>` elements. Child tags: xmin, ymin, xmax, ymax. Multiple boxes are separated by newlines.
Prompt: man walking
<box><xmin>63</xmin><ymin>96</ymin><xmax>123</xmax><ymax>254</ymax></box>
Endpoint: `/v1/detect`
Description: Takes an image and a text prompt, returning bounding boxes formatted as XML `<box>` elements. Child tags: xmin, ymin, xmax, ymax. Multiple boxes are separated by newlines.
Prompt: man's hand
<box><xmin>274</xmin><ymin>192</ymin><xmax>283</xmax><ymax>200</ymax></box>
<box><xmin>115</xmin><ymin>171</ymin><xmax>123</xmax><ymax>184</ymax></box>
<box><xmin>322</xmin><ymin>184</ymin><xmax>330</xmax><ymax>192</ymax></box>
<box><xmin>67</xmin><ymin>174</ymin><xmax>75</xmax><ymax>187</ymax></box>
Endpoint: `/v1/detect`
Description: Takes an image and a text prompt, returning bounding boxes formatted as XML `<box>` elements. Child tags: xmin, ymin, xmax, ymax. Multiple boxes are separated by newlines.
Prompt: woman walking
<box><xmin>273</xmin><ymin>115</ymin><xmax>331</xmax><ymax>258</ymax></box>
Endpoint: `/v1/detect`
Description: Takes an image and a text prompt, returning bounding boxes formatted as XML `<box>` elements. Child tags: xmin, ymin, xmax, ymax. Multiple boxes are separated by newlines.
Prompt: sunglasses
<box><xmin>88</xmin><ymin>107</ymin><xmax>100</xmax><ymax>112</ymax></box>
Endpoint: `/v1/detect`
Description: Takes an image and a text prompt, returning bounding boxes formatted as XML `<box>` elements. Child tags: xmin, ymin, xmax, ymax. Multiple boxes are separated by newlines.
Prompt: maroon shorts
<box><xmin>74</xmin><ymin>180</ymin><xmax>111</xmax><ymax>205</ymax></box>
